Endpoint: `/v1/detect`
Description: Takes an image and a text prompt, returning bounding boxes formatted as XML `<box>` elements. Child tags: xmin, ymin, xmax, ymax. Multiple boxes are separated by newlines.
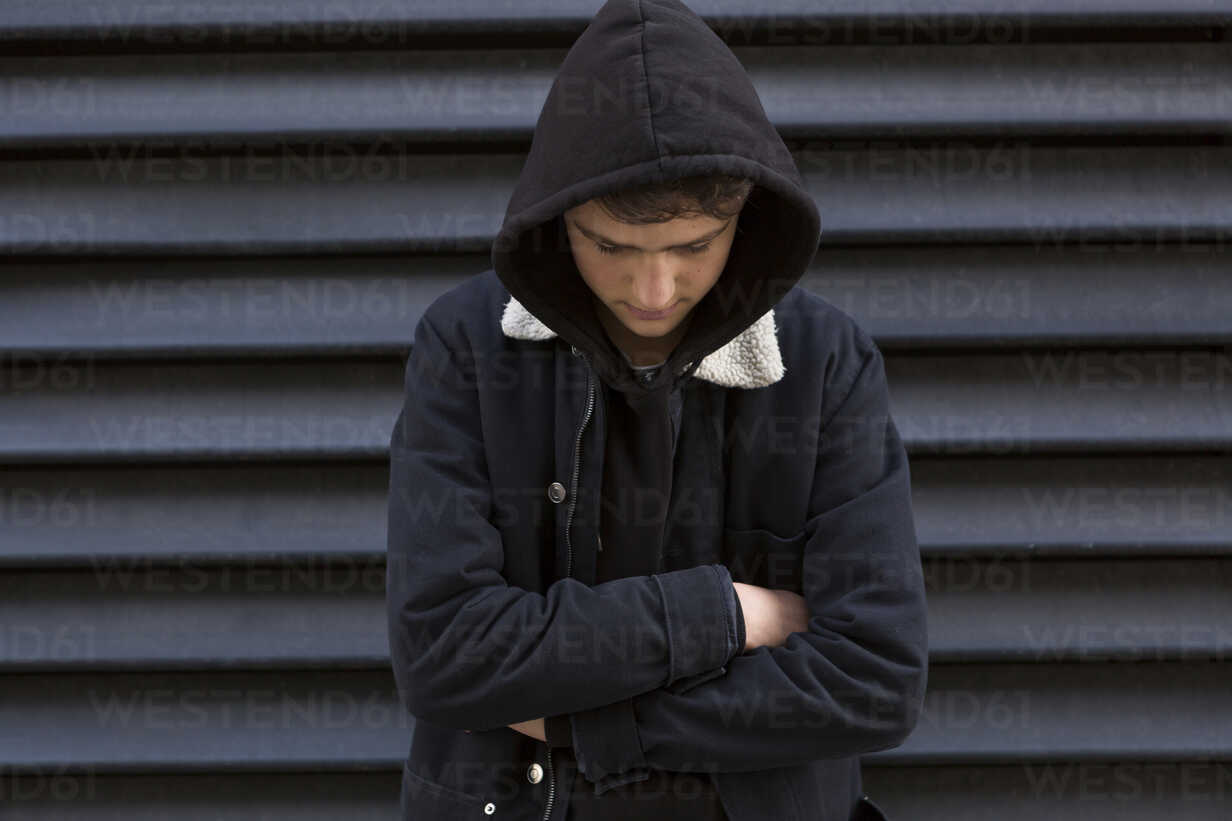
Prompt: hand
<box><xmin>733</xmin><ymin>582</ymin><xmax>809</xmax><ymax>653</ymax></box>
<box><xmin>462</xmin><ymin>719</ymin><xmax>545</xmax><ymax>740</ymax></box>
<box><xmin>507</xmin><ymin>718</ymin><xmax>546</xmax><ymax>742</ymax></box>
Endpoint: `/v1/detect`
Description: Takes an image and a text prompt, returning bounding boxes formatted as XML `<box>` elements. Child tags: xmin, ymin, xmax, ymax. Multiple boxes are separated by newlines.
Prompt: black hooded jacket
<box><xmin>386</xmin><ymin>1</ymin><xmax>927</xmax><ymax>819</ymax></box>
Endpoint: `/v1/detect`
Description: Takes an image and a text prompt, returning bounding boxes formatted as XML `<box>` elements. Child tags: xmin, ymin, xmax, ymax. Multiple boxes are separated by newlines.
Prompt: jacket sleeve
<box><xmin>563</xmin><ymin>337</ymin><xmax>929</xmax><ymax>792</ymax></box>
<box><xmin>386</xmin><ymin>308</ymin><xmax>744</xmax><ymax>732</ymax></box>
<box><xmin>542</xmin><ymin>578</ymin><xmax>748</xmax><ymax>768</ymax></box>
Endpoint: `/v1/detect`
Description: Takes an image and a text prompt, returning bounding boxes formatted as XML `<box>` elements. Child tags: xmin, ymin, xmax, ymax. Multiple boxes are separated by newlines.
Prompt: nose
<box><xmin>630</xmin><ymin>256</ymin><xmax>678</xmax><ymax>311</ymax></box>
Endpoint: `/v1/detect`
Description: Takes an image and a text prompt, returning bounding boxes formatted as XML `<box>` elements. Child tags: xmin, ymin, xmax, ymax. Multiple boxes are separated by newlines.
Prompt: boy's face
<box><xmin>563</xmin><ymin>198</ymin><xmax>741</xmax><ymax>362</ymax></box>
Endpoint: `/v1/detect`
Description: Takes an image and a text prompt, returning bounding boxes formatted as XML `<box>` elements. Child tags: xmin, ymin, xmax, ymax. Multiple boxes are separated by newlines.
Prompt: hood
<box><xmin>491</xmin><ymin>0</ymin><xmax>820</xmax><ymax>395</ymax></box>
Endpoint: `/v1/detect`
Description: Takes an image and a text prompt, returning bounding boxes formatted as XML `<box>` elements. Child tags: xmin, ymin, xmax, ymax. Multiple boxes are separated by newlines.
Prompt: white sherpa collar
<box><xmin>500</xmin><ymin>296</ymin><xmax>784</xmax><ymax>389</ymax></box>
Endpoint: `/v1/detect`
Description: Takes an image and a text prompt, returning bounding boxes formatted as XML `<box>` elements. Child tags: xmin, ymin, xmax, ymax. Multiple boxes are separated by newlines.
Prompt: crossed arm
<box><xmin>500</xmin><ymin>582</ymin><xmax>809</xmax><ymax>741</ymax></box>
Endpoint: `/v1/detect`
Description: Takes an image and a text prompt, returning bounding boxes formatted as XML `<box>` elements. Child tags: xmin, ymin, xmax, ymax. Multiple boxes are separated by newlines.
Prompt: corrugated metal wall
<box><xmin>3</xmin><ymin>2</ymin><xmax>1230</xmax><ymax>818</ymax></box>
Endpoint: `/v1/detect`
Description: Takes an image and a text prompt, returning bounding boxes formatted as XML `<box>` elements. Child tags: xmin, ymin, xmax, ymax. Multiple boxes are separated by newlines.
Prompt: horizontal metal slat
<box><xmin>2</xmin><ymin>1</ymin><xmax>1227</xmax><ymax>46</ymax></box>
<box><xmin>0</xmin><ymin>152</ymin><xmax>515</xmax><ymax>257</ymax></box>
<box><xmin>0</xmin><ymin>669</ymin><xmax>410</xmax><ymax>771</ymax></box>
<box><xmin>755</xmin><ymin>42</ymin><xmax>1232</xmax><ymax>138</ymax></box>
<box><xmin>0</xmin><ymin>558</ymin><xmax>1226</xmax><ymax>669</ymax></box>
<box><xmin>2</xmin><ymin>43</ymin><xmax>1228</xmax><ymax>149</ymax></box>
<box><xmin>2</xmin><ymin>147</ymin><xmax>1229</xmax><ymax>254</ymax></box>
<box><xmin>5</xmin><ymin>244</ymin><xmax>1232</xmax><ymax>357</ymax></box>
<box><xmin>801</xmin><ymin>145</ymin><xmax>1232</xmax><ymax>245</ymax></box>
<box><xmin>801</xmin><ymin>244</ymin><xmax>1232</xmax><ymax>349</ymax></box>
<box><xmin>923</xmin><ymin>557</ymin><xmax>1232</xmax><ymax>662</ymax></box>
<box><xmin>0</xmin><ymin>463</ymin><xmax>386</xmax><ymax>566</ymax></box>
<box><xmin>885</xmin><ymin>349</ymin><xmax>1232</xmax><ymax>453</ymax></box>
<box><xmin>1</xmin><ymin>771</ymin><xmax>401</xmax><ymax>820</ymax></box>
<box><xmin>2</xmin><ymin>662</ymin><xmax>1228</xmax><ymax>770</ymax></box>
<box><xmin>912</xmin><ymin>455</ymin><xmax>1232</xmax><ymax>556</ymax></box>
<box><xmin>0</xmin><ymin>255</ymin><xmax>463</xmax><ymax>357</ymax></box>
<box><xmin>0</xmin><ymin>359</ymin><xmax>403</xmax><ymax>463</ymax></box>
<box><xmin>0</xmin><ymin>564</ymin><xmax>387</xmax><ymax>671</ymax></box>
<box><xmin>886</xmin><ymin>661</ymin><xmax>1232</xmax><ymax>763</ymax></box>
<box><xmin>4</xmin><ymin>764</ymin><xmax>1231</xmax><ymax>820</ymax></box>
<box><xmin>5</xmin><ymin>455</ymin><xmax>1232</xmax><ymax>568</ymax></box>
<box><xmin>2</xmin><ymin>349</ymin><xmax>1230</xmax><ymax>459</ymax></box>
<box><xmin>864</xmin><ymin>762</ymin><xmax>1232</xmax><ymax>821</ymax></box>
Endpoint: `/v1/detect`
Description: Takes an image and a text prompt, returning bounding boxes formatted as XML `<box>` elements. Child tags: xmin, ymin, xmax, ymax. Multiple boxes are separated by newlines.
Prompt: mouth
<box><xmin>625</xmin><ymin>301</ymin><xmax>680</xmax><ymax>321</ymax></box>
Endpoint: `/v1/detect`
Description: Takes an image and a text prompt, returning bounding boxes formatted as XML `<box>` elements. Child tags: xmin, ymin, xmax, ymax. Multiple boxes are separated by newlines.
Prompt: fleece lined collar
<box><xmin>501</xmin><ymin>295</ymin><xmax>784</xmax><ymax>389</ymax></box>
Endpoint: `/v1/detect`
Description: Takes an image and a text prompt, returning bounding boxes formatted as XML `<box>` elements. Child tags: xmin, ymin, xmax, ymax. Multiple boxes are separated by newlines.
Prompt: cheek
<box><xmin>581</xmin><ymin>258</ymin><xmax>623</xmax><ymax>290</ymax></box>
<box><xmin>575</xmin><ymin>264</ymin><xmax>617</xmax><ymax>298</ymax></box>
<box><xmin>697</xmin><ymin>258</ymin><xmax>727</xmax><ymax>287</ymax></box>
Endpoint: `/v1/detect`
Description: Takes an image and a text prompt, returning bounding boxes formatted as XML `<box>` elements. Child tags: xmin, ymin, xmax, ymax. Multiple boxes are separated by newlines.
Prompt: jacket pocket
<box><xmin>849</xmin><ymin>793</ymin><xmax>889</xmax><ymax>821</ymax></box>
<box><xmin>401</xmin><ymin>761</ymin><xmax>491</xmax><ymax>820</ymax></box>
<box><xmin>720</xmin><ymin>526</ymin><xmax>807</xmax><ymax>593</ymax></box>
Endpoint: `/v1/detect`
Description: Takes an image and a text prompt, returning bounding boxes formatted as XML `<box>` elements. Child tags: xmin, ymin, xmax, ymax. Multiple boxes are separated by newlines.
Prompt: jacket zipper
<box><xmin>542</xmin><ymin>747</ymin><xmax>556</xmax><ymax>821</ymax></box>
<box><xmin>543</xmin><ymin>350</ymin><xmax>595</xmax><ymax>821</ymax></box>
<box><xmin>563</xmin><ymin>357</ymin><xmax>595</xmax><ymax>580</ymax></box>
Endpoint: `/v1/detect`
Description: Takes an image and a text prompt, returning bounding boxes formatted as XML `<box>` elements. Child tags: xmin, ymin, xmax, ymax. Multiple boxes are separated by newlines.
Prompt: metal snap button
<box><xmin>547</xmin><ymin>482</ymin><xmax>567</xmax><ymax>503</ymax></box>
<box><xmin>527</xmin><ymin>762</ymin><xmax>543</xmax><ymax>783</ymax></box>
<box><xmin>484</xmin><ymin>802</ymin><xmax>496</xmax><ymax>815</ymax></box>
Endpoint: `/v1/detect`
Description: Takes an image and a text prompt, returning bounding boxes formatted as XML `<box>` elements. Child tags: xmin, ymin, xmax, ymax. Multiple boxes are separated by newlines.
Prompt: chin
<box><xmin>626</xmin><ymin>326</ymin><xmax>674</xmax><ymax>340</ymax></box>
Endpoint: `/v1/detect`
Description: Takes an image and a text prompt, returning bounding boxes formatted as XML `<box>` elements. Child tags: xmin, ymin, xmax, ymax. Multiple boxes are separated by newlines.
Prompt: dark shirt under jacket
<box><xmin>546</xmin><ymin>354</ymin><xmax>732</xmax><ymax>821</ymax></box>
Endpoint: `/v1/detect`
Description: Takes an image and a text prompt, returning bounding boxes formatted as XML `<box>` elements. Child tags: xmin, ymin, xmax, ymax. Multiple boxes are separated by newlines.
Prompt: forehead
<box><xmin>564</xmin><ymin>199</ymin><xmax>730</xmax><ymax>246</ymax></box>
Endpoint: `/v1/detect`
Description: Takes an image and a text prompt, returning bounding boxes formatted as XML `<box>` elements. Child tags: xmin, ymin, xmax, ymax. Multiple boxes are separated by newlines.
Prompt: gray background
<box><xmin>1</xmin><ymin>2</ymin><xmax>1230</xmax><ymax>818</ymax></box>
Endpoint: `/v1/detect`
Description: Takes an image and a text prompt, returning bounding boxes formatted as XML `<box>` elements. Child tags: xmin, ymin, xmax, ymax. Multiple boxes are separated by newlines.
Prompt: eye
<box><xmin>594</xmin><ymin>241</ymin><xmax>711</xmax><ymax>256</ymax></box>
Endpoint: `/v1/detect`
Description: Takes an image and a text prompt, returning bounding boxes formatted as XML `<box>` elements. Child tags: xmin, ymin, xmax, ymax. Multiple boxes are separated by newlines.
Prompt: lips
<box><xmin>626</xmin><ymin>301</ymin><xmax>679</xmax><ymax>320</ymax></box>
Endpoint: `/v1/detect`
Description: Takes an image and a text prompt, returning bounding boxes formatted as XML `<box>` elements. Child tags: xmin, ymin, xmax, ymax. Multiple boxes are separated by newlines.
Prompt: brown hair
<box><xmin>593</xmin><ymin>174</ymin><xmax>755</xmax><ymax>224</ymax></box>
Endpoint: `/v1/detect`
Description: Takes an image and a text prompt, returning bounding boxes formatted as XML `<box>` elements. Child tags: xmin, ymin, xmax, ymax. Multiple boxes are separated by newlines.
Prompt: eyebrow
<box><xmin>569</xmin><ymin>217</ymin><xmax>731</xmax><ymax>251</ymax></box>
